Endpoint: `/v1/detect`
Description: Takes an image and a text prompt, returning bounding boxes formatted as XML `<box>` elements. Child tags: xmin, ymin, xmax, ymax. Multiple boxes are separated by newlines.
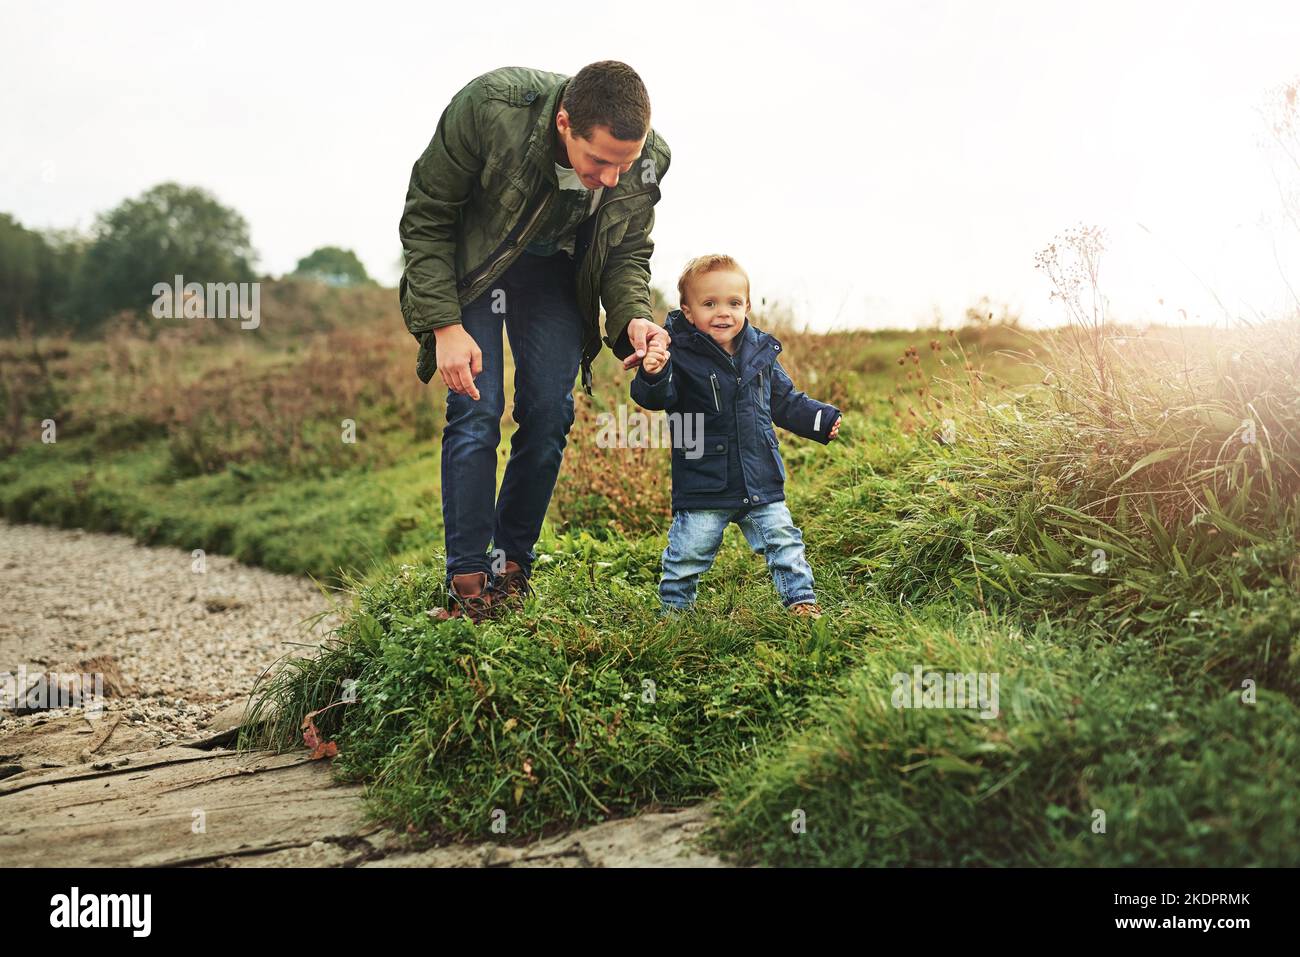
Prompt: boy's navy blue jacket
<box><xmin>630</xmin><ymin>309</ymin><xmax>842</xmax><ymax>511</ymax></box>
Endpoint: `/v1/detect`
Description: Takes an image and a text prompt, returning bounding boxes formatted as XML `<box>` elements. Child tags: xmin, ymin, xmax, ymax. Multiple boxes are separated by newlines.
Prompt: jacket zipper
<box><xmin>573</xmin><ymin>185</ymin><xmax>659</xmax><ymax>284</ymax></box>
<box><xmin>465</xmin><ymin>179</ymin><xmax>658</xmax><ymax>296</ymax></box>
<box><xmin>576</xmin><ymin>186</ymin><xmax>661</xmax><ymax>392</ymax></box>
<box><xmin>457</xmin><ymin>188</ymin><xmax>556</xmax><ymax>295</ymax></box>
<box><xmin>694</xmin><ymin>333</ymin><xmax>752</xmax><ymax>497</ymax></box>
<box><xmin>574</xmin><ymin>187</ymin><xmax>657</xmax><ymax>284</ymax></box>
<box><xmin>698</xmin><ymin>332</ymin><xmax>734</xmax><ymax>365</ymax></box>
<box><xmin>461</xmin><ymin>180</ymin><xmax>660</xmax><ymax>391</ymax></box>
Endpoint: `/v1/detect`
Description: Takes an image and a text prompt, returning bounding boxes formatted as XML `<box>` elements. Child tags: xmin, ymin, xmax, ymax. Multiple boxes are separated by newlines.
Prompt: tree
<box><xmin>292</xmin><ymin>246</ymin><xmax>373</xmax><ymax>286</ymax></box>
<box><xmin>0</xmin><ymin>214</ymin><xmax>44</xmax><ymax>333</ymax></box>
<box><xmin>72</xmin><ymin>182</ymin><xmax>256</xmax><ymax>328</ymax></box>
<box><xmin>0</xmin><ymin>214</ymin><xmax>81</xmax><ymax>334</ymax></box>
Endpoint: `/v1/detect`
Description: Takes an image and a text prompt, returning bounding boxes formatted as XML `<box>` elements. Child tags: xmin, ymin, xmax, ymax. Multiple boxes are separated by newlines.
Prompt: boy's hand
<box><xmin>622</xmin><ymin>317</ymin><xmax>670</xmax><ymax>370</ymax></box>
<box><xmin>828</xmin><ymin>414</ymin><xmax>842</xmax><ymax>440</ymax></box>
<box><xmin>641</xmin><ymin>340</ymin><xmax>670</xmax><ymax>376</ymax></box>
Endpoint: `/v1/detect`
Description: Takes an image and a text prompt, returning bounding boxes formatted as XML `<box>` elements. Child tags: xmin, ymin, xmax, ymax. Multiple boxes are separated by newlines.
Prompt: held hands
<box><xmin>435</xmin><ymin>316</ymin><xmax>671</xmax><ymax>400</ymax></box>
<box><xmin>623</xmin><ymin>316</ymin><xmax>670</xmax><ymax>370</ymax></box>
<box><xmin>436</xmin><ymin>315</ymin><xmax>670</xmax><ymax>403</ymax></box>
<box><xmin>641</xmin><ymin>338</ymin><xmax>670</xmax><ymax>376</ymax></box>
<box><xmin>828</xmin><ymin>414</ymin><xmax>842</xmax><ymax>440</ymax></box>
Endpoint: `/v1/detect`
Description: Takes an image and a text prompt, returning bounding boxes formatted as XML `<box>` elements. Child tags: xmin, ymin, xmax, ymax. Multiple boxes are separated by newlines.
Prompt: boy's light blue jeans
<box><xmin>659</xmin><ymin>501</ymin><xmax>817</xmax><ymax>611</ymax></box>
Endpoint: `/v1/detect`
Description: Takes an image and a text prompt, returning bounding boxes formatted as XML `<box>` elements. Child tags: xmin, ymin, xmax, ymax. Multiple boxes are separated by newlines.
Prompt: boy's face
<box><xmin>682</xmin><ymin>269</ymin><xmax>749</xmax><ymax>353</ymax></box>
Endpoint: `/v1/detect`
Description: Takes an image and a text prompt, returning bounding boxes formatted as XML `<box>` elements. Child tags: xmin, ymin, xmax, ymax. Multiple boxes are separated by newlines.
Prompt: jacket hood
<box><xmin>664</xmin><ymin>308</ymin><xmax>784</xmax><ymax>386</ymax></box>
<box><xmin>665</xmin><ymin>308</ymin><xmax>778</xmax><ymax>353</ymax></box>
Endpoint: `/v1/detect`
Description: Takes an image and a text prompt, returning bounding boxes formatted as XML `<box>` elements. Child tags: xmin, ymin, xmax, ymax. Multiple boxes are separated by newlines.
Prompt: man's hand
<box><xmin>433</xmin><ymin>324</ymin><xmax>483</xmax><ymax>400</ymax></box>
<box><xmin>828</xmin><ymin>414</ymin><xmax>842</xmax><ymax>440</ymax></box>
<box><xmin>641</xmin><ymin>339</ymin><xmax>670</xmax><ymax>376</ymax></box>
<box><xmin>622</xmin><ymin>316</ymin><xmax>669</xmax><ymax>370</ymax></box>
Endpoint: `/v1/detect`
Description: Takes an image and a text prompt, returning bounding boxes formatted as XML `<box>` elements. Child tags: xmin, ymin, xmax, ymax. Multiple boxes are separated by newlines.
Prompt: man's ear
<box><xmin>556</xmin><ymin>108</ymin><xmax>575</xmax><ymax>147</ymax></box>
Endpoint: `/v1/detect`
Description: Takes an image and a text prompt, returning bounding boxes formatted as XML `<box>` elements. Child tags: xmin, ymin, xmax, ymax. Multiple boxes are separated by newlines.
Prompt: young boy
<box><xmin>630</xmin><ymin>254</ymin><xmax>843</xmax><ymax>618</ymax></box>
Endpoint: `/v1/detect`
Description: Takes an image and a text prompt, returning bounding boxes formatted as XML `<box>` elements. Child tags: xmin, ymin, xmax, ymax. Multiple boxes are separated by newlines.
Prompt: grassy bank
<box><xmin>239</xmin><ymin>310</ymin><xmax>1297</xmax><ymax>865</ymax></box>
<box><xmin>5</xmin><ymin>277</ymin><xmax>1296</xmax><ymax>864</ymax></box>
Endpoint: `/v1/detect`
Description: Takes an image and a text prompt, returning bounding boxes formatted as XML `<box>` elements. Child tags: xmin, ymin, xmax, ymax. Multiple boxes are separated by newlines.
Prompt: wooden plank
<box><xmin>0</xmin><ymin>715</ymin><xmax>167</xmax><ymax>787</ymax></box>
<box><xmin>0</xmin><ymin>747</ymin><xmax>373</xmax><ymax>867</ymax></box>
<box><xmin>0</xmin><ymin>744</ymin><xmax>221</xmax><ymax>796</ymax></box>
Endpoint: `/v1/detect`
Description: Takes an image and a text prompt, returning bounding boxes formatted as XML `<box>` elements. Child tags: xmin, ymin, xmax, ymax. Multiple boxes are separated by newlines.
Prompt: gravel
<box><xmin>0</xmin><ymin>520</ymin><xmax>342</xmax><ymax>746</ymax></box>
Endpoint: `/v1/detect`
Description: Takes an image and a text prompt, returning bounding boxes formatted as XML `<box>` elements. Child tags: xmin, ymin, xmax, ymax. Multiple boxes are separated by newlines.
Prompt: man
<box><xmin>399</xmin><ymin>61</ymin><xmax>671</xmax><ymax>622</ymax></box>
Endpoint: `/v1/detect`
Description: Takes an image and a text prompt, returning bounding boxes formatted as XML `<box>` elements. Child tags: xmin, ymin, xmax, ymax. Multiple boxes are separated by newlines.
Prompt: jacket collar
<box><xmin>665</xmin><ymin>309</ymin><xmax>782</xmax><ymax>383</ymax></box>
<box><xmin>525</xmin><ymin>76</ymin><xmax>570</xmax><ymax>188</ymax></box>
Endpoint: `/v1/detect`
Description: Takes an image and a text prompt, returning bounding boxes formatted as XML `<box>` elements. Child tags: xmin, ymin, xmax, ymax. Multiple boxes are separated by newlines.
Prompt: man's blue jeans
<box><xmin>659</xmin><ymin>501</ymin><xmax>818</xmax><ymax>611</ymax></box>
<box><xmin>440</xmin><ymin>250</ymin><xmax>584</xmax><ymax>585</ymax></box>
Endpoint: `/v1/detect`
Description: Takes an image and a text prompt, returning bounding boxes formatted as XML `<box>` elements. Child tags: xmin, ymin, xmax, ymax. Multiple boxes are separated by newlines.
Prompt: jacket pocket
<box><xmin>478</xmin><ymin>162</ymin><xmax>528</xmax><ymax>210</ymax></box>
<box><xmin>604</xmin><ymin>217</ymin><xmax>630</xmax><ymax>248</ymax></box>
<box><xmin>675</xmin><ymin>436</ymin><xmax>729</xmax><ymax>493</ymax></box>
<box><xmin>766</xmin><ymin>430</ymin><xmax>786</xmax><ymax>481</ymax></box>
<box><xmin>499</xmin><ymin>183</ymin><xmax>525</xmax><ymax>211</ymax></box>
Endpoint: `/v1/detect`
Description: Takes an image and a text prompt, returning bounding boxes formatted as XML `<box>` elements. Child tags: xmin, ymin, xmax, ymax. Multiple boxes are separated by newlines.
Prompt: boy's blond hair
<box><xmin>677</xmin><ymin>254</ymin><xmax>751</xmax><ymax>308</ymax></box>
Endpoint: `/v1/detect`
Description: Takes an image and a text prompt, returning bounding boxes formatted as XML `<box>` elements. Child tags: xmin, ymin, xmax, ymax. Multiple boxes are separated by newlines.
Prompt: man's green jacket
<box><xmin>398</xmin><ymin>65</ymin><xmax>671</xmax><ymax>395</ymax></box>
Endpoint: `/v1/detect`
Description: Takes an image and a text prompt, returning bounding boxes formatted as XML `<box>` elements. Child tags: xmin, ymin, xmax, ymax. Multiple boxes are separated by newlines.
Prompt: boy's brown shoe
<box><xmin>429</xmin><ymin>571</ymin><xmax>498</xmax><ymax>624</ymax></box>
<box><xmin>488</xmin><ymin>560</ymin><xmax>534</xmax><ymax>613</ymax></box>
<box><xmin>788</xmin><ymin>602</ymin><xmax>822</xmax><ymax>619</ymax></box>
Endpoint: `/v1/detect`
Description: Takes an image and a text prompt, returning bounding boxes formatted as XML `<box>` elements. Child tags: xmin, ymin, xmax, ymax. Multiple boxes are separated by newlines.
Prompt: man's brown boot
<box><xmin>488</xmin><ymin>560</ymin><xmax>534</xmax><ymax>614</ymax></box>
<box><xmin>429</xmin><ymin>571</ymin><xmax>497</xmax><ymax>624</ymax></box>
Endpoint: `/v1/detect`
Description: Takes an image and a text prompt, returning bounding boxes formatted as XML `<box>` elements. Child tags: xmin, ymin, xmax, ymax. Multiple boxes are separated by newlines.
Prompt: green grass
<box><xmin>706</xmin><ymin>605</ymin><xmax>1300</xmax><ymax>866</ymax></box>
<box><xmin>244</xmin><ymin>532</ymin><xmax>877</xmax><ymax>841</ymax></box>
<box><xmin>5</xmin><ymin>304</ymin><xmax>1299</xmax><ymax>865</ymax></box>
<box><xmin>0</xmin><ymin>433</ymin><xmax>445</xmax><ymax>581</ymax></box>
<box><xmin>237</xmin><ymin>315</ymin><xmax>1300</xmax><ymax>865</ymax></box>
<box><xmin>236</xmin><ymin>405</ymin><xmax>1300</xmax><ymax>863</ymax></box>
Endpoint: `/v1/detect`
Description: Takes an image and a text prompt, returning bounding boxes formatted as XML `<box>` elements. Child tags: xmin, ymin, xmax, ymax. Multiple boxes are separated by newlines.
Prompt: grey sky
<box><xmin>3</xmin><ymin>0</ymin><xmax>1298</xmax><ymax>330</ymax></box>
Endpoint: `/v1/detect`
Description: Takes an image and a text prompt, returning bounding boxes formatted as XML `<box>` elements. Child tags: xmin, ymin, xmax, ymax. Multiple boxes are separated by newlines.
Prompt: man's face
<box><xmin>682</xmin><ymin>270</ymin><xmax>749</xmax><ymax>352</ymax></box>
<box><xmin>556</xmin><ymin>108</ymin><xmax>646</xmax><ymax>189</ymax></box>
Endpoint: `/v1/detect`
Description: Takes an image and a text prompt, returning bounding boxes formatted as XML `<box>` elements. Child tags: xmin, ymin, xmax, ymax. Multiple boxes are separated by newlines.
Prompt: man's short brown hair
<box><xmin>562</xmin><ymin>61</ymin><xmax>651</xmax><ymax>142</ymax></box>
<box><xmin>677</xmin><ymin>254</ymin><xmax>752</xmax><ymax>307</ymax></box>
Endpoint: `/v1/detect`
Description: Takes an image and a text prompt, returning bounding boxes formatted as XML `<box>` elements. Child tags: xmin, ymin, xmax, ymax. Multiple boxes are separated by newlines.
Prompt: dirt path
<box><xmin>0</xmin><ymin>521</ymin><xmax>728</xmax><ymax>867</ymax></box>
